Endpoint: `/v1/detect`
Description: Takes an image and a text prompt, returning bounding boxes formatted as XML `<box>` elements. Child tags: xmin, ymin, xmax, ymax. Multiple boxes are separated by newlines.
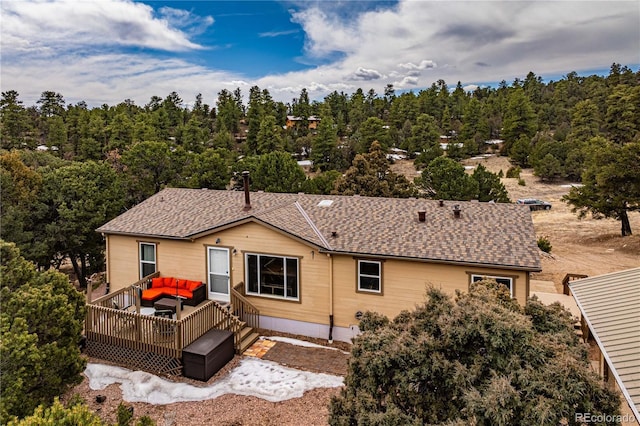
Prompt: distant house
<box><xmin>570</xmin><ymin>268</ymin><xmax>640</xmax><ymax>423</ymax></box>
<box><xmin>286</xmin><ymin>115</ymin><xmax>321</xmax><ymax>130</ymax></box>
<box><xmin>97</xmin><ymin>183</ymin><xmax>541</xmax><ymax>343</ymax></box>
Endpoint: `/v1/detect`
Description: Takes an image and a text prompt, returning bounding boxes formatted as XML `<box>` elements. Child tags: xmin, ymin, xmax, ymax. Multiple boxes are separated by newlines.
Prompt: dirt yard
<box><xmin>463</xmin><ymin>155</ymin><xmax>639</xmax><ymax>286</ymax></box>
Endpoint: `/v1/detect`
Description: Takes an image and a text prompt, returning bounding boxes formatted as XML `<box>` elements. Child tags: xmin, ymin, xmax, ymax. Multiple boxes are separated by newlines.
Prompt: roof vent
<box><xmin>331</xmin><ymin>231</ymin><xmax>338</xmax><ymax>238</ymax></box>
<box><xmin>439</xmin><ymin>199</ymin><xmax>444</xmax><ymax>207</ymax></box>
<box><xmin>418</xmin><ymin>211</ymin><xmax>426</xmax><ymax>222</ymax></box>
<box><xmin>453</xmin><ymin>204</ymin><xmax>461</xmax><ymax>218</ymax></box>
<box><xmin>318</xmin><ymin>200</ymin><xmax>334</xmax><ymax>207</ymax></box>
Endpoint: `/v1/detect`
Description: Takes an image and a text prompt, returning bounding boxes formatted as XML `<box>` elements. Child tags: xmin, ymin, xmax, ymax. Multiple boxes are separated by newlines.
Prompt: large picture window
<box><xmin>245</xmin><ymin>253</ymin><xmax>299</xmax><ymax>300</ymax></box>
<box><xmin>358</xmin><ymin>260</ymin><xmax>382</xmax><ymax>293</ymax></box>
<box><xmin>471</xmin><ymin>274</ymin><xmax>514</xmax><ymax>297</ymax></box>
<box><xmin>139</xmin><ymin>242</ymin><xmax>156</xmax><ymax>278</ymax></box>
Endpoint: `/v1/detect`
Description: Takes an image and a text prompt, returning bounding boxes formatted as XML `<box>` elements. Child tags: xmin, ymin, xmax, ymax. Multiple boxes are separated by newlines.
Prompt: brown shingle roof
<box><xmin>97</xmin><ymin>188</ymin><xmax>541</xmax><ymax>270</ymax></box>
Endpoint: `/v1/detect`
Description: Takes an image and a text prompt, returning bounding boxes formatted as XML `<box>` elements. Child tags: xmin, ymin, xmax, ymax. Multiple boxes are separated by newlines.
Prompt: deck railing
<box><xmin>231</xmin><ymin>282</ymin><xmax>260</xmax><ymax>330</ymax></box>
<box><xmin>180</xmin><ymin>299</ymin><xmax>246</xmax><ymax>351</ymax></box>
<box><xmin>86</xmin><ymin>304</ymin><xmax>183</xmax><ymax>358</ymax></box>
<box><xmin>86</xmin><ymin>299</ymin><xmax>246</xmax><ymax>358</ymax></box>
<box><xmin>562</xmin><ymin>273</ymin><xmax>589</xmax><ymax>295</ymax></box>
<box><xmin>91</xmin><ymin>272</ymin><xmax>158</xmax><ymax>308</ymax></box>
<box><xmin>85</xmin><ymin>272</ymin><xmax>248</xmax><ymax>359</ymax></box>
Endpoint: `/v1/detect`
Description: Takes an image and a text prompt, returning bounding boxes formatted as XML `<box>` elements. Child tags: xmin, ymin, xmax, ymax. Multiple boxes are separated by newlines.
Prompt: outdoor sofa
<box><xmin>141</xmin><ymin>277</ymin><xmax>206</xmax><ymax>307</ymax></box>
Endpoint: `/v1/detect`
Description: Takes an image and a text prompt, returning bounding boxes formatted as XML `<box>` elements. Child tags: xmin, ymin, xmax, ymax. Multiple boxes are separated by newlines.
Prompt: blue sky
<box><xmin>1</xmin><ymin>0</ymin><xmax>639</xmax><ymax>108</ymax></box>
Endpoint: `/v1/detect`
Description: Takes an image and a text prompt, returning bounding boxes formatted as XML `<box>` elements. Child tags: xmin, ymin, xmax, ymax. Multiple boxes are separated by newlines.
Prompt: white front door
<box><xmin>207</xmin><ymin>247</ymin><xmax>230</xmax><ymax>302</ymax></box>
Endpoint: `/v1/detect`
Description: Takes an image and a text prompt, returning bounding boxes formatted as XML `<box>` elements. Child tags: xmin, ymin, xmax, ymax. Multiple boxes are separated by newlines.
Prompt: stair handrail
<box><xmin>231</xmin><ymin>282</ymin><xmax>260</xmax><ymax>330</ymax></box>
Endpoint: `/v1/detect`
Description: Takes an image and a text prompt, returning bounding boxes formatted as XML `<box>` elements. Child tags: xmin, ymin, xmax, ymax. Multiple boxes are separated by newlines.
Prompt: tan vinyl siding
<box><xmin>106</xmin><ymin>235</ymin><xmax>143</xmax><ymax>290</ymax></box>
<box><xmin>105</xmin><ymin>222</ymin><xmax>528</xmax><ymax>331</ymax></box>
<box><xmin>106</xmin><ymin>222</ymin><xmax>331</xmax><ymax>326</ymax></box>
<box><xmin>331</xmin><ymin>256</ymin><xmax>529</xmax><ymax>328</ymax></box>
<box><xmin>202</xmin><ymin>222</ymin><xmax>330</xmax><ymax>325</ymax></box>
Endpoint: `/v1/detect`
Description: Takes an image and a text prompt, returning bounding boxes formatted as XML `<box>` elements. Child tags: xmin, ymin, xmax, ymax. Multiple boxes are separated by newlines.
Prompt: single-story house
<box><xmin>97</xmin><ymin>184</ymin><xmax>541</xmax><ymax>343</ymax></box>
<box><xmin>569</xmin><ymin>268</ymin><xmax>640</xmax><ymax>423</ymax></box>
<box><xmin>285</xmin><ymin>115</ymin><xmax>321</xmax><ymax>130</ymax></box>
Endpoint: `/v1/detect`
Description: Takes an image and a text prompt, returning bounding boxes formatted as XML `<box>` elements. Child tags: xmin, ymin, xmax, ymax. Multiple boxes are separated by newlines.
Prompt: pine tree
<box><xmin>1</xmin><ymin>242</ymin><xmax>87</xmax><ymax>423</ymax></box>
<box><xmin>330</xmin><ymin>281</ymin><xmax>620</xmax><ymax>425</ymax></box>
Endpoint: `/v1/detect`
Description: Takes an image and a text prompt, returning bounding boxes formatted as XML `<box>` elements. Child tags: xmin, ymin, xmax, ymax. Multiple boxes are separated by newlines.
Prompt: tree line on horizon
<box><xmin>1</xmin><ymin>62</ymin><xmax>639</xmax><ymax>286</ymax></box>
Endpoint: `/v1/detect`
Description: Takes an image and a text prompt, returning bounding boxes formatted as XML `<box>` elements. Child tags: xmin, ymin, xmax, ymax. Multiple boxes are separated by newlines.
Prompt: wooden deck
<box><xmin>84</xmin><ymin>273</ymin><xmax>259</xmax><ymax>375</ymax></box>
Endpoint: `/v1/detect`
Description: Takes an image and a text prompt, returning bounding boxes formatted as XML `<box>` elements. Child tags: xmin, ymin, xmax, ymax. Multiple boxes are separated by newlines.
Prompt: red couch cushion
<box><xmin>185</xmin><ymin>280</ymin><xmax>202</xmax><ymax>291</ymax></box>
<box><xmin>143</xmin><ymin>277</ymin><xmax>199</xmax><ymax>302</ymax></box>
<box><xmin>162</xmin><ymin>277</ymin><xmax>177</xmax><ymax>288</ymax></box>
<box><xmin>142</xmin><ymin>288</ymin><xmax>165</xmax><ymax>301</ymax></box>
<box><xmin>175</xmin><ymin>288</ymin><xmax>193</xmax><ymax>299</ymax></box>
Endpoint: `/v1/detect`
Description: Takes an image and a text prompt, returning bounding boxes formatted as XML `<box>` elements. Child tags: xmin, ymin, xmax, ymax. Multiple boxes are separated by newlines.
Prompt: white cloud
<box><xmin>394</xmin><ymin>76</ymin><xmax>419</xmax><ymax>87</ymax></box>
<box><xmin>259</xmin><ymin>29</ymin><xmax>300</xmax><ymax>38</ymax></box>
<box><xmin>1</xmin><ymin>0</ymin><xmax>206</xmax><ymax>54</ymax></box>
<box><xmin>1</xmin><ymin>0</ymin><xmax>638</xmax><ymax>107</ymax></box>
<box><xmin>1</xmin><ymin>52</ymin><xmax>238</xmax><ymax>107</ymax></box>
<box><xmin>290</xmin><ymin>8</ymin><xmax>360</xmax><ymax>58</ymax></box>
<box><xmin>284</xmin><ymin>0</ymin><xmax>639</xmax><ymax>95</ymax></box>
<box><xmin>158</xmin><ymin>6</ymin><xmax>214</xmax><ymax>36</ymax></box>
<box><xmin>398</xmin><ymin>60</ymin><xmax>437</xmax><ymax>71</ymax></box>
<box><xmin>350</xmin><ymin>67</ymin><xmax>384</xmax><ymax>81</ymax></box>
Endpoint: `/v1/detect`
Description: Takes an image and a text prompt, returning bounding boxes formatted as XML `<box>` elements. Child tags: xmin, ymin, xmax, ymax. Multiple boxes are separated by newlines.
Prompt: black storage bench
<box><xmin>182</xmin><ymin>329</ymin><xmax>234</xmax><ymax>381</ymax></box>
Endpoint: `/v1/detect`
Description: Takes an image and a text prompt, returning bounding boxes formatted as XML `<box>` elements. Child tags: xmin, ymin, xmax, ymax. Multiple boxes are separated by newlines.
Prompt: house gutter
<box><xmin>328</xmin><ymin>253</ymin><xmax>334</xmax><ymax>343</ymax></box>
<box><xmin>316</xmin><ymin>249</ymin><xmax>541</xmax><ymax>272</ymax></box>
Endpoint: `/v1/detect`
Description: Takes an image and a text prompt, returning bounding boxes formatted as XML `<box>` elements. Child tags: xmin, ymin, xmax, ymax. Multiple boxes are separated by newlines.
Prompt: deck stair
<box><xmin>229</xmin><ymin>284</ymin><xmax>261</xmax><ymax>353</ymax></box>
<box><xmin>237</xmin><ymin>321</ymin><xmax>260</xmax><ymax>353</ymax></box>
<box><xmin>210</xmin><ymin>302</ymin><xmax>259</xmax><ymax>354</ymax></box>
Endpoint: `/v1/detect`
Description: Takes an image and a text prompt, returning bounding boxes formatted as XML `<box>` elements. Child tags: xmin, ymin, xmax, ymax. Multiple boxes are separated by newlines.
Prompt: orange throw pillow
<box><xmin>162</xmin><ymin>277</ymin><xmax>177</xmax><ymax>288</ymax></box>
<box><xmin>186</xmin><ymin>280</ymin><xmax>202</xmax><ymax>291</ymax></box>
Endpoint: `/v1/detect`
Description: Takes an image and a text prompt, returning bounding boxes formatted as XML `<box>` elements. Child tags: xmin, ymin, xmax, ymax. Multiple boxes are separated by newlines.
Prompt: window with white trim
<box><xmin>245</xmin><ymin>253</ymin><xmax>299</xmax><ymax>300</ymax></box>
<box><xmin>358</xmin><ymin>260</ymin><xmax>381</xmax><ymax>293</ymax></box>
<box><xmin>471</xmin><ymin>274</ymin><xmax>513</xmax><ymax>297</ymax></box>
<box><xmin>139</xmin><ymin>242</ymin><xmax>156</xmax><ymax>278</ymax></box>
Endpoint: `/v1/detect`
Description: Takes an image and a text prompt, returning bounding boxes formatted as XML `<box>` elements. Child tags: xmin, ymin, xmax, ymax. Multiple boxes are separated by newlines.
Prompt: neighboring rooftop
<box><xmin>97</xmin><ymin>188</ymin><xmax>541</xmax><ymax>271</ymax></box>
<box><xmin>569</xmin><ymin>268</ymin><xmax>640</xmax><ymax>422</ymax></box>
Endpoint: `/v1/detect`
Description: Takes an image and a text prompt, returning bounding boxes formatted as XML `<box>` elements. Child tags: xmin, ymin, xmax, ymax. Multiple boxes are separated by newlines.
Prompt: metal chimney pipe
<box><xmin>453</xmin><ymin>204</ymin><xmax>461</xmax><ymax>218</ymax></box>
<box><xmin>242</xmin><ymin>171</ymin><xmax>251</xmax><ymax>211</ymax></box>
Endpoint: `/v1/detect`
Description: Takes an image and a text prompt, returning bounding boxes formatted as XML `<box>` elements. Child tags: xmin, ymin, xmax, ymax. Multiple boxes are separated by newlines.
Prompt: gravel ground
<box><xmin>64</xmin><ymin>376</ymin><xmax>340</xmax><ymax>426</ymax></box>
<box><xmin>64</xmin><ymin>333</ymin><xmax>347</xmax><ymax>426</ymax></box>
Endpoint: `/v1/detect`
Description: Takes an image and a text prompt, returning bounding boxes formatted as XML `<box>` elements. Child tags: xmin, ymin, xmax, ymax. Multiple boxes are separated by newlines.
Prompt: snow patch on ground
<box><xmin>85</xmin><ymin>358</ymin><xmax>343</xmax><ymax>405</ymax></box>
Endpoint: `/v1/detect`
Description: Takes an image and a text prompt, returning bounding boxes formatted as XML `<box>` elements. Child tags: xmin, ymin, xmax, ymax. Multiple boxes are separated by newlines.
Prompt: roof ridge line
<box><xmin>294</xmin><ymin>201</ymin><xmax>332</xmax><ymax>250</ymax></box>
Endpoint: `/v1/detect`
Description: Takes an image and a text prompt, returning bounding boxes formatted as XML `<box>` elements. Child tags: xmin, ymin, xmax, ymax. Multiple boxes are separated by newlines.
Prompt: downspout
<box><xmin>328</xmin><ymin>253</ymin><xmax>334</xmax><ymax>343</ymax></box>
<box><xmin>104</xmin><ymin>234</ymin><xmax>110</xmax><ymax>295</ymax></box>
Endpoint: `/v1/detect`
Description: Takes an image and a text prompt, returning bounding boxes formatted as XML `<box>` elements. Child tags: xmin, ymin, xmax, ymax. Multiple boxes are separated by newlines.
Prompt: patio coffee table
<box><xmin>153</xmin><ymin>297</ymin><xmax>183</xmax><ymax>313</ymax></box>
